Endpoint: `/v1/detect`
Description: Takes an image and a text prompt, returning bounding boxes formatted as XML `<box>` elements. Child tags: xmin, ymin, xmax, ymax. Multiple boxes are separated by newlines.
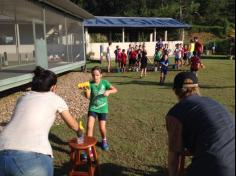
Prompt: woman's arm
<box><xmin>166</xmin><ymin>116</ymin><xmax>183</xmax><ymax>176</ymax></box>
<box><xmin>60</xmin><ymin>110</ymin><xmax>80</xmax><ymax>132</ymax></box>
<box><xmin>103</xmin><ymin>85</ymin><xmax>118</xmax><ymax>97</ymax></box>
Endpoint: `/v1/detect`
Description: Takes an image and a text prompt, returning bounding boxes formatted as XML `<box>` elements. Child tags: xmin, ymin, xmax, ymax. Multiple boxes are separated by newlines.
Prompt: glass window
<box><xmin>0</xmin><ymin>0</ymin><xmax>17</xmax><ymax>67</ymax></box>
<box><xmin>45</xmin><ymin>9</ymin><xmax>67</xmax><ymax>64</ymax></box>
<box><xmin>15</xmin><ymin>0</ymin><xmax>43</xmax><ymax>65</ymax></box>
<box><xmin>67</xmin><ymin>17</ymin><xmax>84</xmax><ymax>62</ymax></box>
<box><xmin>0</xmin><ymin>23</ymin><xmax>16</xmax><ymax>45</ymax></box>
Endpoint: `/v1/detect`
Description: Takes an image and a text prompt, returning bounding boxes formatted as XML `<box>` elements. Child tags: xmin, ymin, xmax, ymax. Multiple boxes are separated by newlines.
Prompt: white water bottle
<box><xmin>77</xmin><ymin>133</ymin><xmax>84</xmax><ymax>144</ymax></box>
<box><xmin>77</xmin><ymin>121</ymin><xmax>85</xmax><ymax>144</ymax></box>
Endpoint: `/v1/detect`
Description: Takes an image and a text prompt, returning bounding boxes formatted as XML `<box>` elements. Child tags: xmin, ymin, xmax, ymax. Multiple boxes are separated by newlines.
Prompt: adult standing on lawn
<box><xmin>194</xmin><ymin>37</ymin><xmax>203</xmax><ymax>58</ymax></box>
<box><xmin>166</xmin><ymin>72</ymin><xmax>235</xmax><ymax>176</ymax></box>
<box><xmin>106</xmin><ymin>41</ymin><xmax>112</xmax><ymax>72</ymax></box>
<box><xmin>0</xmin><ymin>66</ymin><xmax>82</xmax><ymax>176</ymax></box>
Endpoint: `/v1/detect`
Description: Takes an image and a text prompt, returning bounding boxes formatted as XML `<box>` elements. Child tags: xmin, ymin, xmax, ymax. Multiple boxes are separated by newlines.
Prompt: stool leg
<box><xmin>69</xmin><ymin>147</ymin><xmax>76</xmax><ymax>176</ymax></box>
<box><xmin>91</xmin><ymin>146</ymin><xmax>101</xmax><ymax>176</ymax></box>
<box><xmin>86</xmin><ymin>148</ymin><xmax>94</xmax><ymax>176</ymax></box>
<box><xmin>70</xmin><ymin>147</ymin><xmax>75</xmax><ymax>161</ymax></box>
<box><xmin>179</xmin><ymin>154</ymin><xmax>185</xmax><ymax>176</ymax></box>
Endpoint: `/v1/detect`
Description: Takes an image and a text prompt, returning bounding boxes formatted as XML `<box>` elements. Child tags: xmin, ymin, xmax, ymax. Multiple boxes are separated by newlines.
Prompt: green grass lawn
<box><xmin>51</xmin><ymin>58</ymin><xmax>235</xmax><ymax>176</ymax></box>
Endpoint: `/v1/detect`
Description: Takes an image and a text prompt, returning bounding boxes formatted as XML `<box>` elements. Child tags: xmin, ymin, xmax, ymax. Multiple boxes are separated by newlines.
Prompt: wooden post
<box><xmin>164</xmin><ymin>30</ymin><xmax>168</xmax><ymax>41</ymax></box>
<box><xmin>182</xmin><ymin>29</ymin><xmax>185</xmax><ymax>42</ymax></box>
<box><xmin>122</xmin><ymin>28</ymin><xmax>125</xmax><ymax>43</ymax></box>
<box><xmin>154</xmin><ymin>28</ymin><xmax>157</xmax><ymax>42</ymax></box>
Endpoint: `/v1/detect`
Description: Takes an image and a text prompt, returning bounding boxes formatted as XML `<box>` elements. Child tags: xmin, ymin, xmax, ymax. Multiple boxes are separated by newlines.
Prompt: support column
<box><xmin>65</xmin><ymin>17</ymin><xmax>69</xmax><ymax>62</ymax></box>
<box><xmin>85</xmin><ymin>28</ymin><xmax>90</xmax><ymax>60</ymax></box>
<box><xmin>122</xmin><ymin>28</ymin><xmax>125</xmax><ymax>43</ymax></box>
<box><xmin>150</xmin><ymin>33</ymin><xmax>153</xmax><ymax>42</ymax></box>
<box><xmin>164</xmin><ymin>30</ymin><xmax>168</xmax><ymax>41</ymax></box>
<box><xmin>109</xmin><ymin>31</ymin><xmax>112</xmax><ymax>42</ymax></box>
<box><xmin>182</xmin><ymin>29</ymin><xmax>185</xmax><ymax>42</ymax></box>
<box><xmin>85</xmin><ymin>28</ymin><xmax>89</xmax><ymax>44</ymax></box>
<box><xmin>154</xmin><ymin>28</ymin><xmax>157</xmax><ymax>42</ymax></box>
<box><xmin>15</xmin><ymin>23</ymin><xmax>20</xmax><ymax>65</ymax></box>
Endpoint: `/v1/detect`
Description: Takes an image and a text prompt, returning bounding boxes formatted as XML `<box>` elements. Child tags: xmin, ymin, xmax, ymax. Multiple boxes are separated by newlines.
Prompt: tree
<box><xmin>70</xmin><ymin>0</ymin><xmax>235</xmax><ymax>29</ymax></box>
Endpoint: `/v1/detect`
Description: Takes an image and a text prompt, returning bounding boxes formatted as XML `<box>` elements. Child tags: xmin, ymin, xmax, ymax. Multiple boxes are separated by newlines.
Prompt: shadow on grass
<box><xmin>54</xmin><ymin>161</ymin><xmax>71</xmax><ymax>176</ymax></box>
<box><xmin>49</xmin><ymin>133</ymin><xmax>68</xmax><ymax>145</ymax></box>
<box><xmin>111</xmin><ymin>80</ymin><xmax>174</xmax><ymax>88</ymax></box>
<box><xmin>54</xmin><ymin>162</ymin><xmax>167</xmax><ymax>176</ymax></box>
<box><xmin>49</xmin><ymin>132</ymin><xmax>70</xmax><ymax>155</ymax></box>
<box><xmin>100</xmin><ymin>163</ymin><xmax>167</xmax><ymax>176</ymax></box>
<box><xmin>200</xmin><ymin>85</ymin><xmax>235</xmax><ymax>89</ymax></box>
<box><xmin>112</xmin><ymin>80</ymin><xmax>158</xmax><ymax>86</ymax></box>
<box><xmin>104</xmin><ymin>75</ymin><xmax>133</xmax><ymax>78</ymax></box>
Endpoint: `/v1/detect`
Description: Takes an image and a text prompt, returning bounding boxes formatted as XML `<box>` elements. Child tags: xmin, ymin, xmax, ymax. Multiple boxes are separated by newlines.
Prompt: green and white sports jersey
<box><xmin>89</xmin><ymin>80</ymin><xmax>111</xmax><ymax>113</ymax></box>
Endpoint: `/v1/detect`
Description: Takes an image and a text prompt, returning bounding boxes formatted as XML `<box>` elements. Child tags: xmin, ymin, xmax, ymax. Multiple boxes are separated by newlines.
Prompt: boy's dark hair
<box><xmin>32</xmin><ymin>66</ymin><xmax>57</xmax><ymax>92</ymax></box>
<box><xmin>163</xmin><ymin>53</ymin><xmax>168</xmax><ymax>58</ymax></box>
<box><xmin>91</xmin><ymin>66</ymin><xmax>102</xmax><ymax>74</ymax></box>
<box><xmin>193</xmin><ymin>51</ymin><xmax>197</xmax><ymax>56</ymax></box>
<box><xmin>122</xmin><ymin>49</ymin><xmax>125</xmax><ymax>52</ymax></box>
<box><xmin>142</xmin><ymin>51</ymin><xmax>147</xmax><ymax>56</ymax></box>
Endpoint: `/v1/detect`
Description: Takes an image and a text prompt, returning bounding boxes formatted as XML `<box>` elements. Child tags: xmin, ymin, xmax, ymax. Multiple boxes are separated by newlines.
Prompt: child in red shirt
<box><xmin>121</xmin><ymin>49</ymin><xmax>127</xmax><ymax>72</ymax></box>
<box><xmin>117</xmin><ymin>48</ymin><xmax>122</xmax><ymax>72</ymax></box>
<box><xmin>190</xmin><ymin>51</ymin><xmax>204</xmax><ymax>76</ymax></box>
<box><xmin>130</xmin><ymin>47</ymin><xmax>137</xmax><ymax>71</ymax></box>
<box><xmin>183</xmin><ymin>44</ymin><xmax>188</xmax><ymax>65</ymax></box>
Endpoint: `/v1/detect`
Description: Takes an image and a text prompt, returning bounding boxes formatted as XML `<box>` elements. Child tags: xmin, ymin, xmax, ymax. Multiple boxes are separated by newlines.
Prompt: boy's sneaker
<box><xmin>101</xmin><ymin>140</ymin><xmax>109</xmax><ymax>151</ymax></box>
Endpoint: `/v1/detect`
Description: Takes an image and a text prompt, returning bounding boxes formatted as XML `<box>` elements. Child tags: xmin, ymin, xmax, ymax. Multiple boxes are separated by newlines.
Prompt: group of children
<box><xmin>173</xmin><ymin>42</ymin><xmax>193</xmax><ymax>70</ymax></box>
<box><xmin>114</xmin><ymin>44</ymin><xmax>150</xmax><ymax>73</ymax></box>
<box><xmin>173</xmin><ymin>37</ymin><xmax>204</xmax><ymax>72</ymax></box>
<box><xmin>108</xmin><ymin>37</ymin><xmax>204</xmax><ymax>85</ymax></box>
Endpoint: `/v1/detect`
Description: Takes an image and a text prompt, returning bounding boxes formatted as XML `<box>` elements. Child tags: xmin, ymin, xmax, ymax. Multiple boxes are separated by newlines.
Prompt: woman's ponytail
<box><xmin>32</xmin><ymin>66</ymin><xmax>57</xmax><ymax>92</ymax></box>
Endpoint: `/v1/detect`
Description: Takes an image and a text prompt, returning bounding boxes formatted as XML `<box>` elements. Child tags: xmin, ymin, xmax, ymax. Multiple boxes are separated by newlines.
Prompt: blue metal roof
<box><xmin>84</xmin><ymin>16</ymin><xmax>190</xmax><ymax>28</ymax></box>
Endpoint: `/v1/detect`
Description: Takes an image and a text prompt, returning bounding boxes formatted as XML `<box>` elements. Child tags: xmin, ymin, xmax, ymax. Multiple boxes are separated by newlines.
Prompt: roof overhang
<box><xmin>84</xmin><ymin>16</ymin><xmax>191</xmax><ymax>28</ymax></box>
<box><xmin>38</xmin><ymin>0</ymin><xmax>94</xmax><ymax>20</ymax></box>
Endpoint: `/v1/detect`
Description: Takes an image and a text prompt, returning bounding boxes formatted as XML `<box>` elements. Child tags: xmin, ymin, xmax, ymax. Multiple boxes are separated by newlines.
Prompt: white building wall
<box><xmin>86</xmin><ymin>41</ymin><xmax>183</xmax><ymax>60</ymax></box>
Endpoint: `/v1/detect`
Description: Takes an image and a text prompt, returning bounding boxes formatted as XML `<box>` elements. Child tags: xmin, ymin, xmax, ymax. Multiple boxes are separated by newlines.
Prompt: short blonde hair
<box><xmin>174</xmin><ymin>78</ymin><xmax>200</xmax><ymax>99</ymax></box>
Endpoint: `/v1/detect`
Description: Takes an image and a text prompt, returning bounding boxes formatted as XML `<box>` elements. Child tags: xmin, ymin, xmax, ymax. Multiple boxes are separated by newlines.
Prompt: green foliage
<box><xmin>71</xmin><ymin>0</ymin><xmax>235</xmax><ymax>31</ymax></box>
<box><xmin>90</xmin><ymin>33</ymin><xmax>108</xmax><ymax>43</ymax></box>
<box><xmin>204</xmin><ymin>38</ymin><xmax>235</xmax><ymax>55</ymax></box>
<box><xmin>70</xmin><ymin>0</ymin><xmax>235</xmax><ymax>41</ymax></box>
<box><xmin>191</xmin><ymin>25</ymin><xmax>225</xmax><ymax>37</ymax></box>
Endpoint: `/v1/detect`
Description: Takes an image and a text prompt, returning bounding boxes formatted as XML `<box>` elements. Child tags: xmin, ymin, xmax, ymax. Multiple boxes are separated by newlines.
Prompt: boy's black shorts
<box><xmin>88</xmin><ymin>111</ymin><xmax>107</xmax><ymax>121</ymax></box>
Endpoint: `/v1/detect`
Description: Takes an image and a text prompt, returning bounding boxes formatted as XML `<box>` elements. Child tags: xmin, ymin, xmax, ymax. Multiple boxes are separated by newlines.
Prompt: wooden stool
<box><xmin>178</xmin><ymin>150</ymin><xmax>192</xmax><ymax>176</ymax></box>
<box><xmin>68</xmin><ymin>136</ymin><xmax>100</xmax><ymax>176</ymax></box>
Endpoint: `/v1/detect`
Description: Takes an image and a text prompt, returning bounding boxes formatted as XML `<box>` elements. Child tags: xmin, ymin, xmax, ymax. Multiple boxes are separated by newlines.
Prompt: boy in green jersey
<box><xmin>154</xmin><ymin>47</ymin><xmax>162</xmax><ymax>72</ymax></box>
<box><xmin>83</xmin><ymin>66</ymin><xmax>117</xmax><ymax>150</ymax></box>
